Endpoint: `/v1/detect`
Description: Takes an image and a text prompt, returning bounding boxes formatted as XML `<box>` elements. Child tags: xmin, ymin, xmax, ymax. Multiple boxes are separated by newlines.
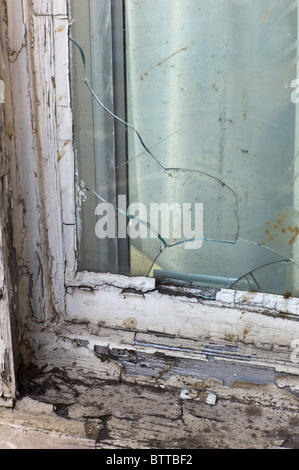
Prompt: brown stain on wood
<box><xmin>7</xmin><ymin>122</ymin><xmax>14</xmax><ymax>141</ymax></box>
<box><xmin>55</xmin><ymin>25</ymin><xmax>65</xmax><ymax>33</ymax></box>
<box><xmin>243</xmin><ymin>328</ymin><xmax>249</xmax><ymax>339</ymax></box>
<box><xmin>57</xmin><ymin>141</ymin><xmax>70</xmax><ymax>162</ymax></box>
<box><xmin>122</xmin><ymin>317</ymin><xmax>137</xmax><ymax>329</ymax></box>
<box><xmin>225</xmin><ymin>333</ymin><xmax>235</xmax><ymax>341</ymax></box>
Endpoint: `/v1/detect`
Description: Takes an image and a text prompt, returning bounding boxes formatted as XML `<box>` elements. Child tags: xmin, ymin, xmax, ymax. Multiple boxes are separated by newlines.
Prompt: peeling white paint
<box><xmin>180</xmin><ymin>389</ymin><xmax>217</xmax><ymax>405</ymax></box>
<box><xmin>0</xmin><ymin>80</ymin><xmax>4</xmax><ymax>103</ymax></box>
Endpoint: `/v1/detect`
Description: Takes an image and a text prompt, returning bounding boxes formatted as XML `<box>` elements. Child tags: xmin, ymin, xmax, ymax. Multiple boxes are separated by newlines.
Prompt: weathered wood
<box><xmin>14</xmin><ymin>363</ymin><xmax>299</xmax><ymax>449</ymax></box>
<box><xmin>65</xmin><ymin>283</ymin><xmax>299</xmax><ymax>369</ymax></box>
<box><xmin>94</xmin><ymin>345</ymin><xmax>279</xmax><ymax>386</ymax></box>
<box><xmin>2</xmin><ymin>0</ymin><xmax>66</xmax><ymax>328</ymax></box>
<box><xmin>0</xmin><ymin>397</ymin><xmax>96</xmax><ymax>449</ymax></box>
<box><xmin>11</xmin><ymin>315</ymin><xmax>299</xmax><ymax>448</ymax></box>
<box><xmin>0</xmin><ymin>4</ymin><xmax>16</xmax><ymax>403</ymax></box>
<box><xmin>0</xmin><ymin>183</ymin><xmax>15</xmax><ymax>402</ymax></box>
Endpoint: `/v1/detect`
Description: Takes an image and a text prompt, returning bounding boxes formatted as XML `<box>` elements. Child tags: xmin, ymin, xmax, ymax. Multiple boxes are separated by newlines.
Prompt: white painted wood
<box><xmin>54</xmin><ymin>11</ymin><xmax>77</xmax><ymax>281</ymax></box>
<box><xmin>66</xmin><ymin>285</ymin><xmax>299</xmax><ymax>345</ymax></box>
<box><xmin>0</xmin><ymin>80</ymin><xmax>4</xmax><ymax>104</ymax></box>
<box><xmin>217</xmin><ymin>289</ymin><xmax>299</xmax><ymax>315</ymax></box>
<box><xmin>69</xmin><ymin>271</ymin><xmax>156</xmax><ymax>292</ymax></box>
<box><xmin>180</xmin><ymin>389</ymin><xmax>217</xmax><ymax>405</ymax></box>
<box><xmin>3</xmin><ymin>0</ymin><xmax>66</xmax><ymax>324</ymax></box>
<box><xmin>54</xmin><ymin>4</ymin><xmax>78</xmax><ymax>280</ymax></box>
<box><xmin>29</xmin><ymin>4</ymin><xmax>66</xmax><ymax>316</ymax></box>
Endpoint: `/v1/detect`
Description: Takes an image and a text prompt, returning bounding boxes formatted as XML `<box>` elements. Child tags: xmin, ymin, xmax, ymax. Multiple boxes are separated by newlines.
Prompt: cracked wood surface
<box><xmin>0</xmin><ymin>181</ymin><xmax>15</xmax><ymax>401</ymax></box>
<box><xmin>12</xmin><ymin>314</ymin><xmax>299</xmax><ymax>449</ymax></box>
<box><xmin>0</xmin><ymin>8</ymin><xmax>16</xmax><ymax>401</ymax></box>
<box><xmin>2</xmin><ymin>0</ymin><xmax>66</xmax><ymax>327</ymax></box>
<box><xmin>8</xmin><ymin>365</ymin><xmax>299</xmax><ymax>449</ymax></box>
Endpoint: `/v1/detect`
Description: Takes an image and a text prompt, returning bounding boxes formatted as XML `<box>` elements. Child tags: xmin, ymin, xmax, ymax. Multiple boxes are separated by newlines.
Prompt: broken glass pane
<box><xmin>70</xmin><ymin>0</ymin><xmax>299</xmax><ymax>298</ymax></box>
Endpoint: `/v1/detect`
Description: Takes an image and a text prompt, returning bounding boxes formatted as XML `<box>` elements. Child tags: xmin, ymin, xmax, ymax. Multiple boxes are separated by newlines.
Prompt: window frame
<box><xmin>2</xmin><ymin>0</ymin><xmax>299</xmax><ymax>396</ymax></box>
<box><xmin>64</xmin><ymin>0</ymin><xmax>299</xmax><ymax>316</ymax></box>
<box><xmin>63</xmin><ymin>0</ymin><xmax>299</xmax><ymax>377</ymax></box>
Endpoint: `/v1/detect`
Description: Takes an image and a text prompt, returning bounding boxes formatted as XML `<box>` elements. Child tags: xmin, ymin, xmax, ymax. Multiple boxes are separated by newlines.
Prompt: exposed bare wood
<box><xmin>0</xmin><ymin>180</ymin><xmax>15</xmax><ymax>402</ymax></box>
<box><xmin>0</xmin><ymin>397</ymin><xmax>95</xmax><ymax>449</ymax></box>
<box><xmin>0</xmin><ymin>1</ymin><xmax>16</xmax><ymax>403</ymax></box>
<box><xmin>13</xmin><ymin>361</ymin><xmax>299</xmax><ymax>449</ymax></box>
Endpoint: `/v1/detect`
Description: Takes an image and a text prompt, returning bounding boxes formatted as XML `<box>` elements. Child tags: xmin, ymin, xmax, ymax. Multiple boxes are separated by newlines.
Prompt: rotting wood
<box><xmin>93</xmin><ymin>344</ymin><xmax>280</xmax><ymax>387</ymax></box>
<box><xmin>12</xmin><ymin>363</ymin><xmax>299</xmax><ymax>449</ymax></box>
<box><xmin>22</xmin><ymin>320</ymin><xmax>299</xmax><ymax>402</ymax></box>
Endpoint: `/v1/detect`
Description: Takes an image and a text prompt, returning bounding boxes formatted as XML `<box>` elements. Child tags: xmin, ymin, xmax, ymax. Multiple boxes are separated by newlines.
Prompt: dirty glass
<box><xmin>70</xmin><ymin>0</ymin><xmax>299</xmax><ymax>297</ymax></box>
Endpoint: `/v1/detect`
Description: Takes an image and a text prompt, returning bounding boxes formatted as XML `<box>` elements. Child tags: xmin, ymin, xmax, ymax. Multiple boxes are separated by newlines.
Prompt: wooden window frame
<box><xmin>1</xmin><ymin>0</ymin><xmax>299</xmax><ymax>402</ymax></box>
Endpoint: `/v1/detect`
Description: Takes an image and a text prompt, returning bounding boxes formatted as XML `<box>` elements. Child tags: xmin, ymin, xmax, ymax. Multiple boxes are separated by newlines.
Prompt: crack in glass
<box><xmin>70</xmin><ymin>0</ymin><xmax>299</xmax><ymax>297</ymax></box>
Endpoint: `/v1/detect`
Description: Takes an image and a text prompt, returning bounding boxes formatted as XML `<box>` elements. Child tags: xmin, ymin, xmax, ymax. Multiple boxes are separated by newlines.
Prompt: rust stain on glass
<box><xmin>69</xmin><ymin>0</ymin><xmax>299</xmax><ymax>298</ymax></box>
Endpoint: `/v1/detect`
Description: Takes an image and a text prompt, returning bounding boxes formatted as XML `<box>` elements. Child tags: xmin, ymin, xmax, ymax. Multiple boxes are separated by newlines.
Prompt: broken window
<box><xmin>69</xmin><ymin>0</ymin><xmax>299</xmax><ymax>297</ymax></box>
